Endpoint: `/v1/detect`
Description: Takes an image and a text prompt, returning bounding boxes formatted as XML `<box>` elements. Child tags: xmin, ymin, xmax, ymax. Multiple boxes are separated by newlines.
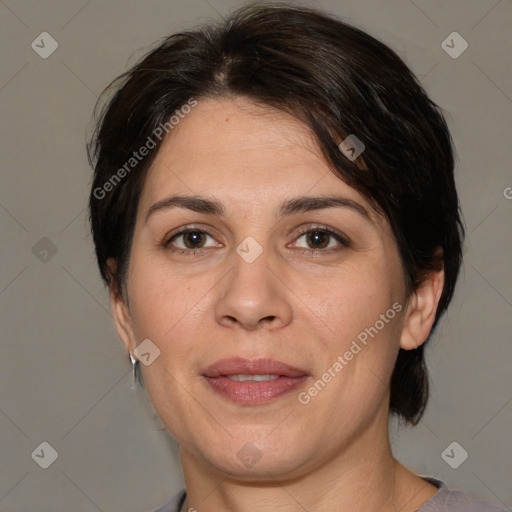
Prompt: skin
<box><xmin>111</xmin><ymin>97</ymin><xmax>444</xmax><ymax>512</ymax></box>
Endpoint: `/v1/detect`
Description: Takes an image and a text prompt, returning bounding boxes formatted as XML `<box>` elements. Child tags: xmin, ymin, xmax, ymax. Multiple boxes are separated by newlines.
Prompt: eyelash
<box><xmin>163</xmin><ymin>225</ymin><xmax>350</xmax><ymax>256</ymax></box>
<box><xmin>294</xmin><ymin>225</ymin><xmax>350</xmax><ymax>253</ymax></box>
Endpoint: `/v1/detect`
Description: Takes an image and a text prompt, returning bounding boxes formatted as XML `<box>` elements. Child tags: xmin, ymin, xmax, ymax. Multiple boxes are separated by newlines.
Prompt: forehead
<box><xmin>138</xmin><ymin>97</ymin><xmax>376</xmax><ymax>220</ymax></box>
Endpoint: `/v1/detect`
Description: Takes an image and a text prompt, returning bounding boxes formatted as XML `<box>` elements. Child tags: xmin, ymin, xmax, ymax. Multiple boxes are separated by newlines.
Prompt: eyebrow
<box><xmin>145</xmin><ymin>194</ymin><xmax>372</xmax><ymax>223</ymax></box>
<box><xmin>278</xmin><ymin>195</ymin><xmax>371</xmax><ymax>221</ymax></box>
<box><xmin>146</xmin><ymin>195</ymin><xmax>225</xmax><ymax>222</ymax></box>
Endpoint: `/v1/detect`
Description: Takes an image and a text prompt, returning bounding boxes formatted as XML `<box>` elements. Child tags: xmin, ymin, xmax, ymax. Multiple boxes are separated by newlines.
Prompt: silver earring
<box><xmin>129</xmin><ymin>352</ymin><xmax>138</xmax><ymax>389</ymax></box>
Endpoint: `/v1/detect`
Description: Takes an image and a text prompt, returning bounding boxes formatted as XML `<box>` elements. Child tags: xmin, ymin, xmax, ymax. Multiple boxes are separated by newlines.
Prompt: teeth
<box><xmin>227</xmin><ymin>374</ymin><xmax>280</xmax><ymax>382</ymax></box>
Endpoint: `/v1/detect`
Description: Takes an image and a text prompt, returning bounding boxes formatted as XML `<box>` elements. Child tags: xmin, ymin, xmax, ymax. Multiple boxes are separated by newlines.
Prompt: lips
<box><xmin>202</xmin><ymin>358</ymin><xmax>309</xmax><ymax>404</ymax></box>
<box><xmin>203</xmin><ymin>357</ymin><xmax>308</xmax><ymax>378</ymax></box>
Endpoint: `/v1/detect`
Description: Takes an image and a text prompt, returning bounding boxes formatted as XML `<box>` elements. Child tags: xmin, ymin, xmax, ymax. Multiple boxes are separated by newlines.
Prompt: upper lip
<box><xmin>203</xmin><ymin>358</ymin><xmax>308</xmax><ymax>378</ymax></box>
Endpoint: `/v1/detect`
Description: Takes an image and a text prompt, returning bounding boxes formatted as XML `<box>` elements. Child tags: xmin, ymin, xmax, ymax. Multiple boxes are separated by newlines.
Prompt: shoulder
<box><xmin>419</xmin><ymin>478</ymin><xmax>511</xmax><ymax>512</ymax></box>
<box><xmin>144</xmin><ymin>488</ymin><xmax>186</xmax><ymax>512</ymax></box>
<box><xmin>147</xmin><ymin>482</ymin><xmax>511</xmax><ymax>512</ymax></box>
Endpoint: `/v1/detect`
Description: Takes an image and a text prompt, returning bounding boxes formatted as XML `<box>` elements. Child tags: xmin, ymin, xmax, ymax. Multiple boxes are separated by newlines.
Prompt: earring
<box><xmin>129</xmin><ymin>352</ymin><xmax>138</xmax><ymax>389</ymax></box>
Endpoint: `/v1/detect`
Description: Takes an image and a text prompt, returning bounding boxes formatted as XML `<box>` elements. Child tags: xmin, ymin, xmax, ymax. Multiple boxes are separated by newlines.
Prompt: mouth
<box><xmin>202</xmin><ymin>357</ymin><xmax>309</xmax><ymax>404</ymax></box>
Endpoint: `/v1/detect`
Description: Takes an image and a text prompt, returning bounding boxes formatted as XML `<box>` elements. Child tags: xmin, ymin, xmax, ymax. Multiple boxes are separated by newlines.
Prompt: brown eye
<box><xmin>165</xmin><ymin>229</ymin><xmax>219</xmax><ymax>251</ymax></box>
<box><xmin>305</xmin><ymin>230</ymin><xmax>330</xmax><ymax>249</ymax></box>
<box><xmin>294</xmin><ymin>227</ymin><xmax>349</xmax><ymax>252</ymax></box>
<box><xmin>182</xmin><ymin>231</ymin><xmax>207</xmax><ymax>248</ymax></box>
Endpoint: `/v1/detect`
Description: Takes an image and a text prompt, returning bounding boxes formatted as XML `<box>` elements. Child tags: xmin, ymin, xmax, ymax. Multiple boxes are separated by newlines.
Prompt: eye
<box><xmin>164</xmin><ymin>228</ymin><xmax>220</xmax><ymax>253</ymax></box>
<box><xmin>293</xmin><ymin>226</ymin><xmax>349</xmax><ymax>252</ymax></box>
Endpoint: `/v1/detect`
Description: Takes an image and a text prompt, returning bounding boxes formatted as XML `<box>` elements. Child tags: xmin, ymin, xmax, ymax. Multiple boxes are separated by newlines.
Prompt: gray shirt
<box><xmin>150</xmin><ymin>477</ymin><xmax>511</xmax><ymax>512</ymax></box>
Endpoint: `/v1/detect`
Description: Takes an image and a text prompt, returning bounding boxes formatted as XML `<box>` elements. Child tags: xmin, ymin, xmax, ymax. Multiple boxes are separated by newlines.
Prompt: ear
<box><xmin>107</xmin><ymin>258</ymin><xmax>137</xmax><ymax>355</ymax></box>
<box><xmin>400</xmin><ymin>264</ymin><xmax>445</xmax><ymax>350</ymax></box>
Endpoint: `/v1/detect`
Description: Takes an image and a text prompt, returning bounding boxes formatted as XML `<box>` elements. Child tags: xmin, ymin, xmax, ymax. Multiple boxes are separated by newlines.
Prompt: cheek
<box><xmin>126</xmin><ymin>249</ymin><xmax>208</xmax><ymax>341</ymax></box>
<box><xmin>306</xmin><ymin>257</ymin><xmax>403</xmax><ymax>345</ymax></box>
<box><xmin>122</xmin><ymin>263</ymin><xmax>205</xmax><ymax>416</ymax></box>
<box><xmin>303</xmin><ymin>257</ymin><xmax>405</xmax><ymax>406</ymax></box>
<box><xmin>125</xmin><ymin>259</ymin><xmax>211</xmax><ymax>437</ymax></box>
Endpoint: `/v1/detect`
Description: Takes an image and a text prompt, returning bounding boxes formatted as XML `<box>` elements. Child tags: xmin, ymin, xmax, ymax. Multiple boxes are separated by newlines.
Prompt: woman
<box><xmin>88</xmin><ymin>4</ymin><xmax>508</xmax><ymax>512</ymax></box>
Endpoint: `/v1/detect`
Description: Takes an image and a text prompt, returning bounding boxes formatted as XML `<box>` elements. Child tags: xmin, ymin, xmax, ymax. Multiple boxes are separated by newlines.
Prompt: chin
<box><xmin>185</xmin><ymin>427</ymin><xmax>320</xmax><ymax>481</ymax></box>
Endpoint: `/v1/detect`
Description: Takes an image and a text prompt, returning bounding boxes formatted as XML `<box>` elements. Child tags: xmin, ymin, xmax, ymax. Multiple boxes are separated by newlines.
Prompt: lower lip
<box><xmin>204</xmin><ymin>375</ymin><xmax>308</xmax><ymax>404</ymax></box>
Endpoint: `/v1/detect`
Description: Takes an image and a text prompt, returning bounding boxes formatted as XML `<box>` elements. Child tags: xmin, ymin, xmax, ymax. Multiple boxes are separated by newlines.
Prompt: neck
<box><xmin>178</xmin><ymin>407</ymin><xmax>437</xmax><ymax>512</ymax></box>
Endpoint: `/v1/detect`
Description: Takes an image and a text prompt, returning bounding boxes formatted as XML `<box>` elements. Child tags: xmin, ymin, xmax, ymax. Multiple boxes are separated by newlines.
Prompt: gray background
<box><xmin>1</xmin><ymin>0</ymin><xmax>511</xmax><ymax>510</ymax></box>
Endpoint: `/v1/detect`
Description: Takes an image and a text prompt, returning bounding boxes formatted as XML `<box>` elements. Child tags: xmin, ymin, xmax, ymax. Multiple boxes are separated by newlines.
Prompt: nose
<box><xmin>214</xmin><ymin>245</ymin><xmax>294</xmax><ymax>331</ymax></box>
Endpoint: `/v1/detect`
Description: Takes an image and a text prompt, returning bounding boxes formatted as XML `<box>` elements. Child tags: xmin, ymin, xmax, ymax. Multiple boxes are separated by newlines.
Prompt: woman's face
<box><xmin>113</xmin><ymin>97</ymin><xmax>413</xmax><ymax>479</ymax></box>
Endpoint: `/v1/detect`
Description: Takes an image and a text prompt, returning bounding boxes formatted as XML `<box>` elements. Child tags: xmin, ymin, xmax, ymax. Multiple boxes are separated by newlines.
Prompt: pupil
<box><xmin>184</xmin><ymin>231</ymin><xmax>204</xmax><ymax>248</ymax></box>
<box><xmin>307</xmin><ymin>231</ymin><xmax>329</xmax><ymax>249</ymax></box>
